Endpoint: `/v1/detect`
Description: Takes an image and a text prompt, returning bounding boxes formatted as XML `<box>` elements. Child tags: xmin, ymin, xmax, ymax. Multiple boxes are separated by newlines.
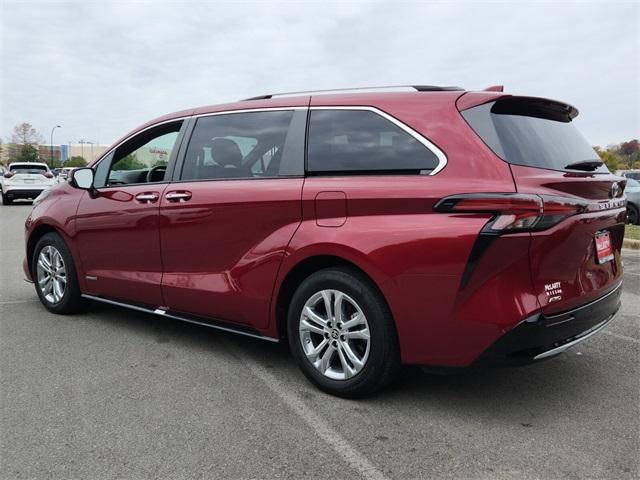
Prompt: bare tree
<box><xmin>10</xmin><ymin>123</ymin><xmax>43</xmax><ymax>162</ymax></box>
<box><xmin>11</xmin><ymin>123</ymin><xmax>43</xmax><ymax>146</ymax></box>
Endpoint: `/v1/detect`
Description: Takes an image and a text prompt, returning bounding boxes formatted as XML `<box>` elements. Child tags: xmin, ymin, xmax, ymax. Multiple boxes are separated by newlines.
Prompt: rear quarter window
<box><xmin>307</xmin><ymin>109</ymin><xmax>439</xmax><ymax>174</ymax></box>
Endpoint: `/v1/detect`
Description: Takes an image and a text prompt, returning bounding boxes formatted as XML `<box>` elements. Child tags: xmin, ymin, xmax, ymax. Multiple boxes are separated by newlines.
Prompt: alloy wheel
<box><xmin>299</xmin><ymin>289</ymin><xmax>371</xmax><ymax>380</ymax></box>
<box><xmin>36</xmin><ymin>245</ymin><xmax>67</xmax><ymax>304</ymax></box>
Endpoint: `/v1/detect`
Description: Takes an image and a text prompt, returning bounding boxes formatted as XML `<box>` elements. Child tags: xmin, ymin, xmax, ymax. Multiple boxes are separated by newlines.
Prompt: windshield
<box><xmin>461</xmin><ymin>99</ymin><xmax>608</xmax><ymax>173</ymax></box>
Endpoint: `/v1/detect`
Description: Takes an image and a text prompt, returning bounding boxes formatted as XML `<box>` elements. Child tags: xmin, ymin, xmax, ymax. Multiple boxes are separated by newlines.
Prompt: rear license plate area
<box><xmin>595</xmin><ymin>231</ymin><xmax>614</xmax><ymax>264</ymax></box>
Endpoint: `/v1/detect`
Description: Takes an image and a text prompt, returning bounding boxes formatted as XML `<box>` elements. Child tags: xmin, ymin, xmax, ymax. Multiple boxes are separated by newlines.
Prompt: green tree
<box><xmin>113</xmin><ymin>153</ymin><xmax>145</xmax><ymax>170</ymax></box>
<box><xmin>65</xmin><ymin>156</ymin><xmax>87</xmax><ymax>167</ymax></box>
<box><xmin>15</xmin><ymin>144</ymin><xmax>39</xmax><ymax>162</ymax></box>
<box><xmin>151</xmin><ymin>159</ymin><xmax>168</xmax><ymax>168</ymax></box>
<box><xmin>49</xmin><ymin>158</ymin><xmax>63</xmax><ymax>168</ymax></box>
<box><xmin>594</xmin><ymin>146</ymin><xmax>624</xmax><ymax>171</ymax></box>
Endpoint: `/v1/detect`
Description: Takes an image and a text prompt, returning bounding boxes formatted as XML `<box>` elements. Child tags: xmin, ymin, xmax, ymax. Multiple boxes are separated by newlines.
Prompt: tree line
<box><xmin>594</xmin><ymin>140</ymin><xmax>640</xmax><ymax>171</ymax></box>
<box><xmin>0</xmin><ymin>122</ymin><xmax>87</xmax><ymax>168</ymax></box>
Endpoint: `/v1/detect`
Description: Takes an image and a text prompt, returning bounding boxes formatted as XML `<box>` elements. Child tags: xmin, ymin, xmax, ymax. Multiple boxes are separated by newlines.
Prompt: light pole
<box><xmin>78</xmin><ymin>139</ymin><xmax>86</xmax><ymax>160</ymax></box>
<box><xmin>86</xmin><ymin>141</ymin><xmax>95</xmax><ymax>162</ymax></box>
<box><xmin>50</xmin><ymin>125</ymin><xmax>61</xmax><ymax>166</ymax></box>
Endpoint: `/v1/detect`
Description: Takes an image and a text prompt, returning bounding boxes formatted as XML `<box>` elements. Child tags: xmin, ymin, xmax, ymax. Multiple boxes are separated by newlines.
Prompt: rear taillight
<box><xmin>3</xmin><ymin>172</ymin><xmax>15</xmax><ymax>178</ymax></box>
<box><xmin>44</xmin><ymin>172</ymin><xmax>54</xmax><ymax>178</ymax></box>
<box><xmin>434</xmin><ymin>193</ymin><xmax>587</xmax><ymax>233</ymax></box>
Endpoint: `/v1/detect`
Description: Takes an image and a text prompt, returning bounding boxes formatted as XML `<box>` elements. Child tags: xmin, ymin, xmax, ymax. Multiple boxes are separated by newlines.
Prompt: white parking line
<box><xmin>0</xmin><ymin>299</ymin><xmax>38</xmax><ymax>305</ymax></box>
<box><xmin>603</xmin><ymin>330</ymin><xmax>640</xmax><ymax>344</ymax></box>
<box><xmin>225</xmin><ymin>340</ymin><xmax>388</xmax><ymax>480</ymax></box>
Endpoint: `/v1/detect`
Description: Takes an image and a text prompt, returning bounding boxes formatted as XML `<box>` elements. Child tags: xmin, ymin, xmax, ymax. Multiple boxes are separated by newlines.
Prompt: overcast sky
<box><xmin>1</xmin><ymin>0</ymin><xmax>638</xmax><ymax>148</ymax></box>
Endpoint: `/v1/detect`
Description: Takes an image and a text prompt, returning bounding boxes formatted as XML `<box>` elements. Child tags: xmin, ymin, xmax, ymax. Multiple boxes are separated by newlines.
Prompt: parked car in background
<box><xmin>51</xmin><ymin>168</ymin><xmax>62</xmax><ymax>177</ymax></box>
<box><xmin>57</xmin><ymin>167</ymin><xmax>76</xmax><ymax>183</ymax></box>
<box><xmin>624</xmin><ymin>177</ymin><xmax>640</xmax><ymax>224</ymax></box>
<box><xmin>617</xmin><ymin>170</ymin><xmax>640</xmax><ymax>181</ymax></box>
<box><xmin>23</xmin><ymin>86</ymin><xmax>626</xmax><ymax>397</ymax></box>
<box><xmin>1</xmin><ymin>162</ymin><xmax>55</xmax><ymax>205</ymax></box>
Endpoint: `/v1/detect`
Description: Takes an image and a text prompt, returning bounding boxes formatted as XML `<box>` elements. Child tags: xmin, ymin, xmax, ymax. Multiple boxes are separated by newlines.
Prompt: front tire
<box><xmin>287</xmin><ymin>267</ymin><xmax>400</xmax><ymax>398</ymax></box>
<box><xmin>32</xmin><ymin>232</ymin><xmax>87</xmax><ymax>314</ymax></box>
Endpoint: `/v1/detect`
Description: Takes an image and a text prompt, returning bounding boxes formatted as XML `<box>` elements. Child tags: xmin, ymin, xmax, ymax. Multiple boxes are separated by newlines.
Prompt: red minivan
<box><xmin>24</xmin><ymin>86</ymin><xmax>626</xmax><ymax>397</ymax></box>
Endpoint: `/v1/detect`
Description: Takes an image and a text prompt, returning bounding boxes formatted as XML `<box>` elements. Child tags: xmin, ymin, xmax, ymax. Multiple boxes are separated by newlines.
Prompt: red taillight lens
<box><xmin>3</xmin><ymin>172</ymin><xmax>15</xmax><ymax>178</ymax></box>
<box><xmin>434</xmin><ymin>193</ymin><xmax>586</xmax><ymax>233</ymax></box>
<box><xmin>44</xmin><ymin>172</ymin><xmax>54</xmax><ymax>178</ymax></box>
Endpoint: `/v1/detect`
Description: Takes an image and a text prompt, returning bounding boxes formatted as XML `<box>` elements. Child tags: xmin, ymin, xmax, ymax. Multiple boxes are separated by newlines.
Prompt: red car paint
<box><xmin>24</xmin><ymin>88</ymin><xmax>626</xmax><ymax>367</ymax></box>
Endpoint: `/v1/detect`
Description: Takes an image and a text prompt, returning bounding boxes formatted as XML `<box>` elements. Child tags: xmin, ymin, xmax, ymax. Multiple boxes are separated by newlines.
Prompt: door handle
<box><xmin>165</xmin><ymin>191</ymin><xmax>192</xmax><ymax>202</ymax></box>
<box><xmin>135</xmin><ymin>192</ymin><xmax>159</xmax><ymax>203</ymax></box>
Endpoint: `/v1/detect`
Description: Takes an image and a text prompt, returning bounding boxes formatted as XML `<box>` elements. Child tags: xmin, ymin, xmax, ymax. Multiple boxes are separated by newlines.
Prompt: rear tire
<box><xmin>287</xmin><ymin>267</ymin><xmax>400</xmax><ymax>398</ymax></box>
<box><xmin>2</xmin><ymin>192</ymin><xmax>12</xmax><ymax>205</ymax></box>
<box><xmin>627</xmin><ymin>204</ymin><xmax>639</xmax><ymax>225</ymax></box>
<box><xmin>32</xmin><ymin>232</ymin><xmax>87</xmax><ymax>314</ymax></box>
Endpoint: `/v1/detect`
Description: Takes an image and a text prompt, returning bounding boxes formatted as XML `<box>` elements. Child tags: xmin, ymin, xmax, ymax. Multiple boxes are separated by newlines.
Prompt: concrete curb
<box><xmin>622</xmin><ymin>238</ymin><xmax>640</xmax><ymax>250</ymax></box>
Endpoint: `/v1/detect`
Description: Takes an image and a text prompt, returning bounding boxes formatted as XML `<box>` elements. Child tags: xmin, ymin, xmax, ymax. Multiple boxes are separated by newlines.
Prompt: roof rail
<box><xmin>242</xmin><ymin>85</ymin><xmax>464</xmax><ymax>101</ymax></box>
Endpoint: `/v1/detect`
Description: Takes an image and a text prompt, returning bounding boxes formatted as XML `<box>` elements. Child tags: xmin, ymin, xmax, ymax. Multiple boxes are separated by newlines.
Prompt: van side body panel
<box><xmin>270</xmin><ymin>94</ymin><xmax>539</xmax><ymax>366</ymax></box>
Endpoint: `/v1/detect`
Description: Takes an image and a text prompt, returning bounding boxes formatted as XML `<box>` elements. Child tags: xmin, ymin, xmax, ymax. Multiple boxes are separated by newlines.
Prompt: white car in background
<box><xmin>0</xmin><ymin>162</ymin><xmax>56</xmax><ymax>205</ymax></box>
<box><xmin>57</xmin><ymin>167</ymin><xmax>76</xmax><ymax>183</ymax></box>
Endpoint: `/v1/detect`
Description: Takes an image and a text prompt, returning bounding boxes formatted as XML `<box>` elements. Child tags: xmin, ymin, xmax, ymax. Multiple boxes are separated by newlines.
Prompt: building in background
<box><xmin>1</xmin><ymin>143</ymin><xmax>111</xmax><ymax>166</ymax></box>
<box><xmin>39</xmin><ymin>143</ymin><xmax>110</xmax><ymax>163</ymax></box>
<box><xmin>61</xmin><ymin>143</ymin><xmax>110</xmax><ymax>162</ymax></box>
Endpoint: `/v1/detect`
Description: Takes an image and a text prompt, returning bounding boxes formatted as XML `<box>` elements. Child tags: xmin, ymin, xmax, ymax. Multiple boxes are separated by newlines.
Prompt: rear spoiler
<box><xmin>456</xmin><ymin>92</ymin><xmax>579</xmax><ymax>121</ymax></box>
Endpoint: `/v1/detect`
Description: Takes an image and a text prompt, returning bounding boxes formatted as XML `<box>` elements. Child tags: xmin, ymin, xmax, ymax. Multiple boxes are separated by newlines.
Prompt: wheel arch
<box><xmin>25</xmin><ymin>219</ymin><xmax>82</xmax><ymax>285</ymax></box>
<box><xmin>273</xmin><ymin>253</ymin><xmax>395</xmax><ymax>341</ymax></box>
<box><xmin>26</xmin><ymin>224</ymin><xmax>66</xmax><ymax>277</ymax></box>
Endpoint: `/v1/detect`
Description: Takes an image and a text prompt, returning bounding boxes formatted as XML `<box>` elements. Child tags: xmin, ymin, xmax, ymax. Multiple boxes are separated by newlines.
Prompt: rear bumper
<box><xmin>475</xmin><ymin>281</ymin><xmax>622</xmax><ymax>366</ymax></box>
<box><xmin>3</xmin><ymin>188</ymin><xmax>45</xmax><ymax>200</ymax></box>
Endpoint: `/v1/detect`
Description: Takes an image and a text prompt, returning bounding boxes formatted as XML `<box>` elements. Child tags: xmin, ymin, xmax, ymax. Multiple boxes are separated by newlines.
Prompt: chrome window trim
<box><xmin>193</xmin><ymin>106</ymin><xmax>307</xmax><ymax>119</ymax></box>
<box><xmin>93</xmin><ymin>107</ymin><xmax>307</xmax><ymax>170</ymax></box>
<box><xmin>308</xmin><ymin>105</ymin><xmax>448</xmax><ymax>175</ymax></box>
<box><xmin>94</xmin><ymin>105</ymin><xmax>447</xmax><ymax>176</ymax></box>
<box><xmin>92</xmin><ymin>117</ymin><xmax>189</xmax><ymax>172</ymax></box>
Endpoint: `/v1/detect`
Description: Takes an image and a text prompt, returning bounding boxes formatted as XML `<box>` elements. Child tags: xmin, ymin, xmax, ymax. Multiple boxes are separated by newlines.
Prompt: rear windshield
<box><xmin>10</xmin><ymin>164</ymin><xmax>48</xmax><ymax>174</ymax></box>
<box><xmin>461</xmin><ymin>99</ymin><xmax>607</xmax><ymax>173</ymax></box>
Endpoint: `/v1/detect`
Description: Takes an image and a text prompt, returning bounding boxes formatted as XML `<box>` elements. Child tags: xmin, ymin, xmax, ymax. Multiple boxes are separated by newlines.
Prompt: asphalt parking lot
<box><xmin>1</xmin><ymin>203</ymin><xmax>638</xmax><ymax>480</ymax></box>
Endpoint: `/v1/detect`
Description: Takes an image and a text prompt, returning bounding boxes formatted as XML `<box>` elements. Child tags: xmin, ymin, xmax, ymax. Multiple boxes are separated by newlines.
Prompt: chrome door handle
<box><xmin>165</xmin><ymin>191</ymin><xmax>192</xmax><ymax>202</ymax></box>
<box><xmin>135</xmin><ymin>192</ymin><xmax>159</xmax><ymax>203</ymax></box>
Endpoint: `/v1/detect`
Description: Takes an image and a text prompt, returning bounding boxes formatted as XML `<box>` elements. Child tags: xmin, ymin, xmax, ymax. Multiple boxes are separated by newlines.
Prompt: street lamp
<box><xmin>86</xmin><ymin>141</ymin><xmax>95</xmax><ymax>162</ymax></box>
<box><xmin>50</xmin><ymin>125</ymin><xmax>61</xmax><ymax>166</ymax></box>
<box><xmin>78</xmin><ymin>139</ymin><xmax>87</xmax><ymax>160</ymax></box>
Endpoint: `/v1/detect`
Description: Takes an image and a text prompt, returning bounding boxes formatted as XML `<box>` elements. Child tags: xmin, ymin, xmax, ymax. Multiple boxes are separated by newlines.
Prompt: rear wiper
<box><xmin>564</xmin><ymin>160</ymin><xmax>603</xmax><ymax>171</ymax></box>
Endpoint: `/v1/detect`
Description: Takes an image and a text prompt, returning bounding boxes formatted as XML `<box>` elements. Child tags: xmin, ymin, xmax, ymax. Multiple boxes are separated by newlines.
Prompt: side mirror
<box><xmin>71</xmin><ymin>168</ymin><xmax>94</xmax><ymax>190</ymax></box>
